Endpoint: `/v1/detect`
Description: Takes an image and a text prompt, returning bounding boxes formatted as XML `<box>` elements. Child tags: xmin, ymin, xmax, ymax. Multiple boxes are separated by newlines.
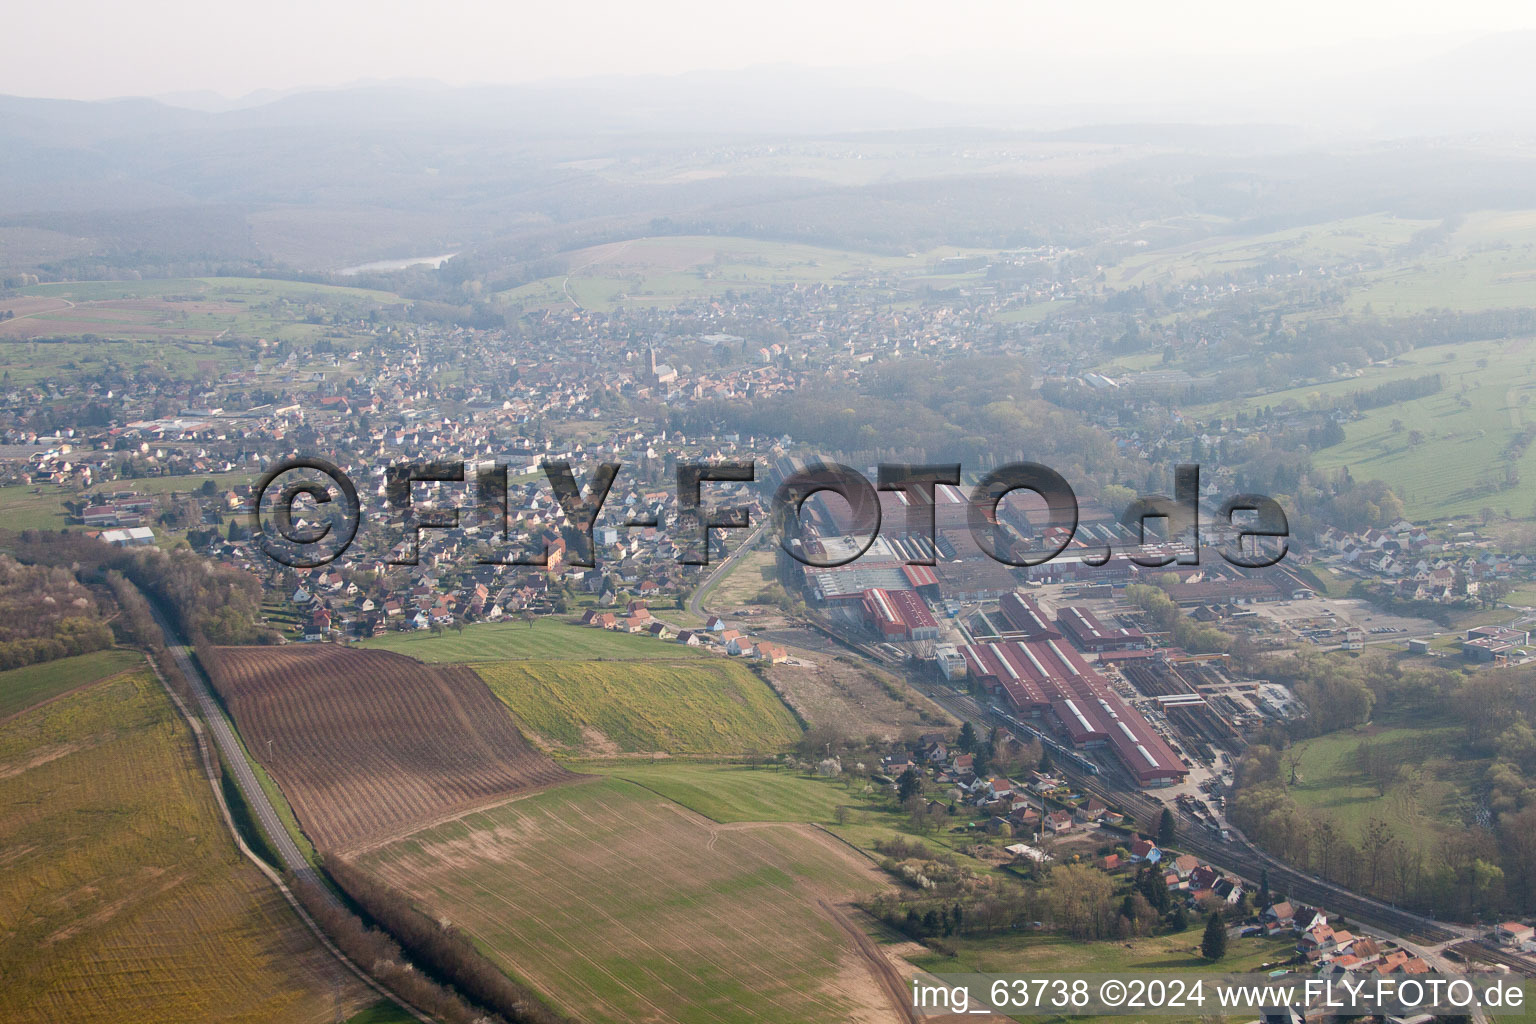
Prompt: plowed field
<box><xmin>207</xmin><ymin>645</ymin><xmax>573</xmax><ymax>852</ymax></box>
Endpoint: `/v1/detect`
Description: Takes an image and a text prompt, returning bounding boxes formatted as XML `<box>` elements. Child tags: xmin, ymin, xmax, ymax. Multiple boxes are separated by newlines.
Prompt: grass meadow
<box><xmin>1286</xmin><ymin>712</ymin><xmax>1478</xmax><ymax>855</ymax></box>
<box><xmin>1195</xmin><ymin>336</ymin><xmax>1536</xmax><ymax>519</ymax></box>
<box><xmin>597</xmin><ymin>761</ymin><xmax>866</xmax><ymax>822</ymax></box>
<box><xmin>361</xmin><ymin>617</ymin><xmax>710</xmax><ymax>662</ymax></box>
<box><xmin>475</xmin><ymin>659</ymin><xmax>800</xmax><ymax>755</ymax></box>
<box><xmin>496</xmin><ymin>235</ymin><xmax>982</xmax><ymax>312</ymax></box>
<box><xmin>0</xmin><ymin>647</ymin><xmax>144</xmax><ymax>719</ymax></box>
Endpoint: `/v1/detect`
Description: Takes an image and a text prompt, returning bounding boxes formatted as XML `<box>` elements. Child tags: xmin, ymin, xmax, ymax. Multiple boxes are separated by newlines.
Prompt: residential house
<box><xmin>753</xmin><ymin>642</ymin><xmax>788</xmax><ymax>663</ymax></box>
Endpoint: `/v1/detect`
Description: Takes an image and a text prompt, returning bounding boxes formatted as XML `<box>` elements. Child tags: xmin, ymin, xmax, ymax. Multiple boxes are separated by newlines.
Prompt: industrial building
<box><xmin>957</xmin><ymin>638</ymin><xmax>1187</xmax><ymax>787</ymax></box>
<box><xmin>1056</xmin><ymin>605</ymin><xmax>1148</xmax><ymax>652</ymax></box>
<box><xmin>860</xmin><ymin>587</ymin><xmax>941</xmax><ymax>641</ymax></box>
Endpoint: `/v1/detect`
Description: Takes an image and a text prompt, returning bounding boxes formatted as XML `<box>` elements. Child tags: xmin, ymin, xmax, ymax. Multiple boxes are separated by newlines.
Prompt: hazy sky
<box><xmin>9</xmin><ymin>0</ymin><xmax>1536</xmax><ymax>102</ymax></box>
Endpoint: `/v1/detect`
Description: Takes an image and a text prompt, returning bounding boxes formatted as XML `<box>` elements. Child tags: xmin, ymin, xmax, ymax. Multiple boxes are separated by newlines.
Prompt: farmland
<box><xmin>356</xmin><ymin>776</ymin><xmax>895</xmax><ymax>1024</ymax></box>
<box><xmin>0</xmin><ymin>669</ymin><xmax>376</xmax><ymax>1023</ymax></box>
<box><xmin>905</xmin><ymin>930</ymin><xmax>1306</xmax><ymax>1024</ymax></box>
<box><xmin>0</xmin><ymin>276</ymin><xmax>396</xmax><ymax>386</ymax></box>
<box><xmin>475</xmin><ymin>658</ymin><xmax>801</xmax><ymax>755</ymax></box>
<box><xmin>590</xmin><ymin>760</ymin><xmax>1006</xmax><ymax>873</ymax></box>
<box><xmin>1195</xmin><ymin>336</ymin><xmax>1536</xmax><ymax>519</ymax></box>
<box><xmin>361</xmin><ymin>617</ymin><xmax>708</xmax><ymax>662</ymax></box>
<box><xmin>207</xmin><ymin>644</ymin><xmax>573</xmax><ymax>852</ymax></box>
<box><xmin>0</xmin><ymin>647</ymin><xmax>144</xmax><ymax>718</ymax></box>
<box><xmin>698</xmin><ymin>546</ymin><xmax>779</xmax><ymax>609</ymax></box>
<box><xmin>1343</xmin><ymin>209</ymin><xmax>1536</xmax><ymax>315</ymax></box>
<box><xmin>0</xmin><ymin>484</ymin><xmax>71</xmax><ymax>531</ymax></box>
<box><xmin>495</xmin><ymin>235</ymin><xmax>938</xmax><ymax>312</ymax></box>
<box><xmin>601</xmin><ymin>761</ymin><xmax>863</xmax><ymax>823</ymax></box>
<box><xmin>5</xmin><ymin>276</ymin><xmax>405</xmax><ymax>341</ymax></box>
<box><xmin>1105</xmin><ymin>212</ymin><xmax>1439</xmax><ymax>291</ymax></box>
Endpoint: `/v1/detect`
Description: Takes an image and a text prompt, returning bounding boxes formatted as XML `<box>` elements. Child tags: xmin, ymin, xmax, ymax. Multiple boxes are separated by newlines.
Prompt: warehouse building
<box><xmin>861</xmin><ymin>587</ymin><xmax>941</xmax><ymax>641</ymax></box>
<box><xmin>1057</xmin><ymin>605</ymin><xmax>1148</xmax><ymax>652</ymax></box>
<box><xmin>957</xmin><ymin>638</ymin><xmax>1186</xmax><ymax>786</ymax></box>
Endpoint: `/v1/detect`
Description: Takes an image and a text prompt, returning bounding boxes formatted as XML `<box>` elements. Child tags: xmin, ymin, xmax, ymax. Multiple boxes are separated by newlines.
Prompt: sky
<box><xmin>8</xmin><ymin>0</ymin><xmax>1536</xmax><ymax>103</ymax></box>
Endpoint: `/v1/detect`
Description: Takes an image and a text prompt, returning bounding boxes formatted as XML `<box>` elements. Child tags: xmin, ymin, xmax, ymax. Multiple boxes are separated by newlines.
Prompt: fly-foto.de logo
<box><xmin>248</xmin><ymin>457</ymin><xmax>1288</xmax><ymax>571</ymax></box>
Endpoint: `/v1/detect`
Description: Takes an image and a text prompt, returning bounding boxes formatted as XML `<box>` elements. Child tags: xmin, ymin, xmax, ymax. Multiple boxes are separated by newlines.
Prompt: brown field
<box><xmin>208</xmin><ymin>644</ymin><xmax>574</xmax><ymax>852</ymax></box>
<box><xmin>0</xmin><ymin>317</ymin><xmax>214</xmax><ymax>339</ymax></box>
<box><xmin>763</xmin><ymin>654</ymin><xmax>957</xmax><ymax>741</ymax></box>
<box><xmin>357</xmin><ymin>776</ymin><xmax>904</xmax><ymax>1024</ymax></box>
<box><xmin>0</xmin><ymin>296</ymin><xmax>243</xmax><ymax>340</ymax></box>
<box><xmin>0</xmin><ymin>297</ymin><xmax>75</xmax><ymax>318</ymax></box>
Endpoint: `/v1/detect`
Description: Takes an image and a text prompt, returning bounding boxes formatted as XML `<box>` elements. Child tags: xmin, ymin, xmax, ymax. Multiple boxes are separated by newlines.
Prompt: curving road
<box><xmin>146</xmin><ymin>602</ymin><xmax>328</xmax><ymax>896</ymax></box>
<box><xmin>685</xmin><ymin>518</ymin><xmax>770</xmax><ymax>619</ymax></box>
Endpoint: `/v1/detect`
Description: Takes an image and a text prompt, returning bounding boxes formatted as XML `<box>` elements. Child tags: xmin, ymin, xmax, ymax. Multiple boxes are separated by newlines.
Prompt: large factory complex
<box><xmin>781</xmin><ymin>477</ymin><xmax>1312</xmax><ymax>789</ymax></box>
<box><xmin>937</xmin><ymin>594</ymin><xmax>1187</xmax><ymax>787</ymax></box>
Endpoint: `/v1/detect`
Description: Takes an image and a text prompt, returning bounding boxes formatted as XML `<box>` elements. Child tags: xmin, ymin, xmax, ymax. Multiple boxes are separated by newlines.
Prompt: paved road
<box><xmin>147</xmin><ymin>602</ymin><xmax>327</xmax><ymax>895</ymax></box>
<box><xmin>685</xmin><ymin>518</ymin><xmax>770</xmax><ymax>619</ymax></box>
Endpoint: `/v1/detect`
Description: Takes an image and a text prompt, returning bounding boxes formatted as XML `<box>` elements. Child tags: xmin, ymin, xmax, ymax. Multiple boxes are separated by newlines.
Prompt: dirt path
<box><xmin>819</xmin><ymin>900</ymin><xmax>920</xmax><ymax>1024</ymax></box>
<box><xmin>561</xmin><ymin>238</ymin><xmax>634</xmax><ymax>310</ymax></box>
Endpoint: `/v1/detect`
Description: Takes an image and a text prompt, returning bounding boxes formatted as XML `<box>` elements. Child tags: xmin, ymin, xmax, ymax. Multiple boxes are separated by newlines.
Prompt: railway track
<box><xmin>1451</xmin><ymin>941</ymin><xmax>1536</xmax><ymax>978</ymax></box>
<box><xmin>925</xmin><ymin>688</ymin><xmax>1461</xmax><ymax>946</ymax></box>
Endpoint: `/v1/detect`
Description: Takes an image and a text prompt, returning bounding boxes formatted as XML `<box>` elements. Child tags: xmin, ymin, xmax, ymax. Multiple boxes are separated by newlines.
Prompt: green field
<box><xmin>358</xmin><ymin>776</ymin><xmax>887</xmax><ymax>1024</ymax></box>
<box><xmin>342</xmin><ymin>1003</ymin><xmax>416</xmax><ymax>1024</ymax></box>
<box><xmin>0</xmin><ymin>484</ymin><xmax>72</xmax><ymax>531</ymax></box>
<box><xmin>0</xmin><ymin>670</ymin><xmax>377</xmax><ymax>1023</ymax></box>
<box><xmin>0</xmin><ymin>336</ymin><xmax>247</xmax><ymax>385</ymax></box>
<box><xmin>1343</xmin><ymin>210</ymin><xmax>1536</xmax><ymax>315</ymax></box>
<box><xmin>0</xmin><ymin>647</ymin><xmax>144</xmax><ymax>718</ymax></box>
<box><xmin>97</xmin><ymin>470</ymin><xmax>257</xmax><ymax>496</ymax></box>
<box><xmin>600</xmin><ymin>762</ymin><xmax>863</xmax><ymax>823</ymax></box>
<box><xmin>1287</xmin><ymin>714</ymin><xmax>1477</xmax><ymax>852</ymax></box>
<box><xmin>912</xmin><ymin>928</ymin><xmax>1298</xmax><ymax>976</ymax></box>
<box><xmin>1284</xmin><ymin>338</ymin><xmax>1536</xmax><ymax>519</ymax></box>
<box><xmin>1195</xmin><ymin>337</ymin><xmax>1536</xmax><ymax>519</ymax></box>
<box><xmin>496</xmin><ymin>235</ymin><xmax>980</xmax><ymax>312</ymax></box>
<box><xmin>361</xmin><ymin>618</ymin><xmax>708</xmax><ymax>662</ymax></box>
<box><xmin>476</xmin><ymin>659</ymin><xmax>800</xmax><ymax>755</ymax></box>
<box><xmin>1107</xmin><ymin>213</ymin><xmax>1438</xmax><ymax>290</ymax></box>
<box><xmin>705</xmin><ymin>547</ymin><xmax>779</xmax><ymax>609</ymax></box>
<box><xmin>587</xmin><ymin>759</ymin><xmax>1005</xmax><ymax>876</ymax></box>
<box><xmin>0</xmin><ymin>276</ymin><xmax>395</xmax><ymax>383</ymax></box>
